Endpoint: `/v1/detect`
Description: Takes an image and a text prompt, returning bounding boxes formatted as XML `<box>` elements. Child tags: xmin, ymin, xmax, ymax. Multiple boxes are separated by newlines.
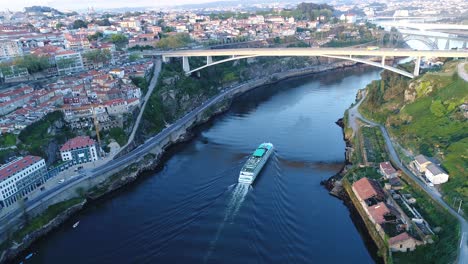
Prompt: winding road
<box><xmin>0</xmin><ymin>76</ymin><xmax>257</xmax><ymax>237</ymax></box>
<box><xmin>348</xmin><ymin>93</ymin><xmax>467</xmax><ymax>264</ymax></box>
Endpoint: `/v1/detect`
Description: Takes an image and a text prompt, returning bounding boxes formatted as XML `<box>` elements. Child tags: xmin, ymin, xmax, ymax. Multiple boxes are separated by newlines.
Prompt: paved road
<box><xmin>150</xmin><ymin>47</ymin><xmax>468</xmax><ymax>59</ymax></box>
<box><xmin>0</xmin><ymin>78</ymin><xmax>255</xmax><ymax>235</ymax></box>
<box><xmin>458</xmin><ymin>62</ymin><xmax>468</xmax><ymax>82</ymax></box>
<box><xmin>349</xmin><ymin>93</ymin><xmax>468</xmax><ymax>264</ymax></box>
<box><xmin>118</xmin><ymin>59</ymin><xmax>162</xmax><ymax>154</ymax></box>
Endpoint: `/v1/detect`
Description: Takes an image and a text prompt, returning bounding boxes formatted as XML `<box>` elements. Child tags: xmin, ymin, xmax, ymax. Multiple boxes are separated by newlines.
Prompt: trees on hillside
<box><xmin>109</xmin><ymin>34</ymin><xmax>129</xmax><ymax>50</ymax></box>
<box><xmin>156</xmin><ymin>33</ymin><xmax>191</xmax><ymax>50</ymax></box>
<box><xmin>13</xmin><ymin>55</ymin><xmax>50</xmax><ymax>74</ymax></box>
<box><xmin>87</xmin><ymin>31</ymin><xmax>104</xmax><ymax>41</ymax></box>
<box><xmin>73</xmin><ymin>19</ymin><xmax>88</xmax><ymax>29</ymax></box>
<box><xmin>83</xmin><ymin>49</ymin><xmax>112</xmax><ymax>65</ymax></box>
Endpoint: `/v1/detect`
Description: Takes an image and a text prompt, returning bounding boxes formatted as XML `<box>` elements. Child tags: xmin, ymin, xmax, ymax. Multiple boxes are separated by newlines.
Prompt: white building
<box><xmin>60</xmin><ymin>136</ymin><xmax>98</xmax><ymax>165</ymax></box>
<box><xmin>54</xmin><ymin>50</ymin><xmax>84</xmax><ymax>76</ymax></box>
<box><xmin>425</xmin><ymin>164</ymin><xmax>449</xmax><ymax>184</ymax></box>
<box><xmin>414</xmin><ymin>154</ymin><xmax>432</xmax><ymax>173</ymax></box>
<box><xmin>0</xmin><ymin>39</ymin><xmax>23</xmax><ymax>60</ymax></box>
<box><xmin>0</xmin><ymin>156</ymin><xmax>49</xmax><ymax>208</ymax></box>
<box><xmin>346</xmin><ymin>14</ymin><xmax>357</xmax><ymax>23</ymax></box>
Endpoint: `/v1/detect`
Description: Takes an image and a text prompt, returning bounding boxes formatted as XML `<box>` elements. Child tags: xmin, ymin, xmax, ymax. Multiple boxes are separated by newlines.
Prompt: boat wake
<box><xmin>204</xmin><ymin>183</ymin><xmax>250</xmax><ymax>262</ymax></box>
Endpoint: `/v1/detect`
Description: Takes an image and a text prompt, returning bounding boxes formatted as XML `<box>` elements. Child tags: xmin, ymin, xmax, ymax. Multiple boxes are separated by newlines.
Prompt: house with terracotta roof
<box><xmin>379</xmin><ymin>161</ymin><xmax>398</xmax><ymax>179</ymax></box>
<box><xmin>389</xmin><ymin>232</ymin><xmax>422</xmax><ymax>252</ymax></box>
<box><xmin>60</xmin><ymin>136</ymin><xmax>98</xmax><ymax>165</ymax></box>
<box><xmin>0</xmin><ymin>156</ymin><xmax>48</xmax><ymax>208</ymax></box>
<box><xmin>352</xmin><ymin>177</ymin><xmax>385</xmax><ymax>204</ymax></box>
<box><xmin>367</xmin><ymin>202</ymin><xmax>392</xmax><ymax>224</ymax></box>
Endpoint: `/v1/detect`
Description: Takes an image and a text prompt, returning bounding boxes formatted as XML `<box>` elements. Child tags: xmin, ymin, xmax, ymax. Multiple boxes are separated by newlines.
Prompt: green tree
<box><xmin>14</xmin><ymin>55</ymin><xmax>50</xmax><ymax>74</ymax></box>
<box><xmin>95</xmin><ymin>18</ymin><xmax>111</xmax><ymax>26</ymax></box>
<box><xmin>73</xmin><ymin>19</ymin><xmax>88</xmax><ymax>29</ymax></box>
<box><xmin>87</xmin><ymin>31</ymin><xmax>103</xmax><ymax>41</ymax></box>
<box><xmin>129</xmin><ymin>53</ymin><xmax>142</xmax><ymax>62</ymax></box>
<box><xmin>109</xmin><ymin>34</ymin><xmax>129</xmax><ymax>50</ymax></box>
<box><xmin>430</xmin><ymin>100</ymin><xmax>446</xmax><ymax>117</ymax></box>
<box><xmin>83</xmin><ymin>49</ymin><xmax>112</xmax><ymax>65</ymax></box>
<box><xmin>156</xmin><ymin>33</ymin><xmax>192</xmax><ymax>50</ymax></box>
<box><xmin>56</xmin><ymin>22</ymin><xmax>64</xmax><ymax>29</ymax></box>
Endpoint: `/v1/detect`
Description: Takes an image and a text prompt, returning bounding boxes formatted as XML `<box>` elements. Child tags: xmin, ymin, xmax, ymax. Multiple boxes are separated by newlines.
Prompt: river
<box><xmin>24</xmin><ymin>67</ymin><xmax>382</xmax><ymax>264</ymax></box>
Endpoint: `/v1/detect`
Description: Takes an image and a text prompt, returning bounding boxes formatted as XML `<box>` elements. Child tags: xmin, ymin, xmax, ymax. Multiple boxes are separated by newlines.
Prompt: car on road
<box><xmin>58</xmin><ymin>179</ymin><xmax>65</xmax><ymax>184</ymax></box>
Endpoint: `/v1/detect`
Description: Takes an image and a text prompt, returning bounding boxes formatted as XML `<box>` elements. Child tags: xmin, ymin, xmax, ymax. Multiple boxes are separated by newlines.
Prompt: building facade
<box><xmin>0</xmin><ymin>156</ymin><xmax>49</xmax><ymax>208</ymax></box>
<box><xmin>425</xmin><ymin>164</ymin><xmax>449</xmax><ymax>184</ymax></box>
<box><xmin>0</xmin><ymin>39</ymin><xmax>23</xmax><ymax>60</ymax></box>
<box><xmin>60</xmin><ymin>136</ymin><xmax>98</xmax><ymax>165</ymax></box>
<box><xmin>55</xmin><ymin>51</ymin><xmax>84</xmax><ymax>76</ymax></box>
<box><xmin>379</xmin><ymin>161</ymin><xmax>398</xmax><ymax>179</ymax></box>
<box><xmin>414</xmin><ymin>154</ymin><xmax>431</xmax><ymax>173</ymax></box>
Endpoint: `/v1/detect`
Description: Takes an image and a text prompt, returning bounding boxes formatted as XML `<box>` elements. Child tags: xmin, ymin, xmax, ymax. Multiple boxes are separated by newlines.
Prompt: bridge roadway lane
<box><xmin>0</xmin><ymin>80</ymin><xmax>242</xmax><ymax>233</ymax></box>
<box><xmin>154</xmin><ymin>47</ymin><xmax>468</xmax><ymax>59</ymax></box>
<box><xmin>350</xmin><ymin>93</ymin><xmax>468</xmax><ymax>264</ymax></box>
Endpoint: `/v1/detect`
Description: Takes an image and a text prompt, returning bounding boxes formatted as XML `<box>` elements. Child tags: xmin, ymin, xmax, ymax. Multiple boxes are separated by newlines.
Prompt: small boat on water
<box><xmin>25</xmin><ymin>253</ymin><xmax>33</xmax><ymax>260</ymax></box>
<box><xmin>73</xmin><ymin>221</ymin><xmax>80</xmax><ymax>228</ymax></box>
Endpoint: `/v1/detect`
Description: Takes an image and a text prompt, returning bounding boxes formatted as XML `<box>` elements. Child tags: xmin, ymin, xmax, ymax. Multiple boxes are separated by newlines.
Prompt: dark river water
<box><xmin>24</xmin><ymin>67</ymin><xmax>382</xmax><ymax>264</ymax></box>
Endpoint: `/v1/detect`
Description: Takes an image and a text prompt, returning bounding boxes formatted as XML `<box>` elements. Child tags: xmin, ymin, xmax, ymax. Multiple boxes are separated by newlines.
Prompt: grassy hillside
<box><xmin>359</xmin><ymin>61</ymin><xmax>468</xmax><ymax>215</ymax></box>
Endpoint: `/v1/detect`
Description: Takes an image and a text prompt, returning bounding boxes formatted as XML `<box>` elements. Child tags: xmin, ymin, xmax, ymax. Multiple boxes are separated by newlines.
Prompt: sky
<box><xmin>1</xmin><ymin>0</ymin><xmax>225</xmax><ymax>11</ymax></box>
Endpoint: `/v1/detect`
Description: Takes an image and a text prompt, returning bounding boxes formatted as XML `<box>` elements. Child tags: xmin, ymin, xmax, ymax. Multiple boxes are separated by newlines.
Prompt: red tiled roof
<box><xmin>353</xmin><ymin>177</ymin><xmax>385</xmax><ymax>201</ymax></box>
<box><xmin>0</xmin><ymin>156</ymin><xmax>43</xmax><ymax>181</ymax></box>
<box><xmin>389</xmin><ymin>232</ymin><xmax>412</xmax><ymax>245</ymax></box>
<box><xmin>104</xmin><ymin>98</ymin><xmax>125</xmax><ymax>106</ymax></box>
<box><xmin>368</xmin><ymin>202</ymin><xmax>390</xmax><ymax>224</ymax></box>
<box><xmin>60</xmin><ymin>136</ymin><xmax>96</xmax><ymax>152</ymax></box>
<box><xmin>380</xmin><ymin>161</ymin><xmax>397</xmax><ymax>176</ymax></box>
<box><xmin>56</xmin><ymin>50</ymin><xmax>77</xmax><ymax>56</ymax></box>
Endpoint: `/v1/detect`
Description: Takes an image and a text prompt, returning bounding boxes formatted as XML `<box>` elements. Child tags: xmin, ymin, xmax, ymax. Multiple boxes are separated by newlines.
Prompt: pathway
<box><xmin>117</xmin><ymin>59</ymin><xmax>162</xmax><ymax>155</ymax></box>
<box><xmin>457</xmin><ymin>62</ymin><xmax>468</xmax><ymax>82</ymax></box>
<box><xmin>348</xmin><ymin>93</ymin><xmax>468</xmax><ymax>264</ymax></box>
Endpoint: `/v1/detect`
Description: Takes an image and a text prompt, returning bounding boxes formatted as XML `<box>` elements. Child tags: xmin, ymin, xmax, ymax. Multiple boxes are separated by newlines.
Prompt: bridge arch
<box><xmin>401</xmin><ymin>35</ymin><xmax>439</xmax><ymax>50</ymax></box>
<box><xmin>178</xmin><ymin>55</ymin><xmax>417</xmax><ymax>79</ymax></box>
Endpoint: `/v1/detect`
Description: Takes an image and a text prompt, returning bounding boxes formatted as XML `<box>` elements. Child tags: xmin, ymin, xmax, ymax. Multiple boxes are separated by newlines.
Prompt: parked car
<box><xmin>58</xmin><ymin>179</ymin><xmax>65</xmax><ymax>184</ymax></box>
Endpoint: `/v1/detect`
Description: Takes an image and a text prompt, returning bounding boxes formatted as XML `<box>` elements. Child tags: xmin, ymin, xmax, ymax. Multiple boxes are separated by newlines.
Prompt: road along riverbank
<box><xmin>1</xmin><ymin>60</ymin><xmax>375</xmax><ymax>263</ymax></box>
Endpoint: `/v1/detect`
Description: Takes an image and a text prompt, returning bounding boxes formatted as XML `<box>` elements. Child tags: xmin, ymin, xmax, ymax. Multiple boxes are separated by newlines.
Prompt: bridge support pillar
<box><xmin>445</xmin><ymin>39</ymin><xmax>450</xmax><ymax>50</ymax></box>
<box><xmin>381</xmin><ymin>56</ymin><xmax>386</xmax><ymax>66</ymax></box>
<box><xmin>414</xmin><ymin>57</ymin><xmax>421</xmax><ymax>77</ymax></box>
<box><xmin>207</xmin><ymin>56</ymin><xmax>213</xmax><ymax>65</ymax></box>
<box><xmin>162</xmin><ymin>56</ymin><xmax>169</xmax><ymax>63</ymax></box>
<box><xmin>182</xmin><ymin>56</ymin><xmax>190</xmax><ymax>75</ymax></box>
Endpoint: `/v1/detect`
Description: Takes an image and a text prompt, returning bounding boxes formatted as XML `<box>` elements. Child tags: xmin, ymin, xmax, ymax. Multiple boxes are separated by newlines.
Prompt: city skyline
<box><xmin>3</xmin><ymin>0</ymin><xmax>229</xmax><ymax>11</ymax></box>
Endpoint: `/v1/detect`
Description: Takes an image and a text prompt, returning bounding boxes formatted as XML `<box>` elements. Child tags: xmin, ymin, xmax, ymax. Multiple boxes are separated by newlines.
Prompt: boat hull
<box><xmin>238</xmin><ymin>143</ymin><xmax>274</xmax><ymax>184</ymax></box>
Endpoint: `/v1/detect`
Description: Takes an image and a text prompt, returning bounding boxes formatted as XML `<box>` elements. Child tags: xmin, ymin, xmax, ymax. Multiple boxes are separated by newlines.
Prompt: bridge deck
<box><xmin>153</xmin><ymin>48</ymin><xmax>468</xmax><ymax>58</ymax></box>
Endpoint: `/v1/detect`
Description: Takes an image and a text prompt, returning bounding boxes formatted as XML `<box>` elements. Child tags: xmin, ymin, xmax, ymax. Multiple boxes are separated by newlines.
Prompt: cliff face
<box><xmin>140</xmin><ymin>56</ymin><xmax>331</xmax><ymax>140</ymax></box>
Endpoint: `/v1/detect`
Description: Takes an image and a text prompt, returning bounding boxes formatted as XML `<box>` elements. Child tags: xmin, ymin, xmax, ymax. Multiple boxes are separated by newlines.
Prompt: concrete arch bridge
<box><xmin>144</xmin><ymin>48</ymin><xmax>468</xmax><ymax>79</ymax></box>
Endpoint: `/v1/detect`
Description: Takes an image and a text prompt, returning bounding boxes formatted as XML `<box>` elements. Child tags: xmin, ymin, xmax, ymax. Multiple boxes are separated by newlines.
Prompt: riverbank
<box><xmin>0</xmin><ymin>60</ymin><xmax>372</xmax><ymax>263</ymax></box>
<box><xmin>324</xmin><ymin>73</ymin><xmax>463</xmax><ymax>264</ymax></box>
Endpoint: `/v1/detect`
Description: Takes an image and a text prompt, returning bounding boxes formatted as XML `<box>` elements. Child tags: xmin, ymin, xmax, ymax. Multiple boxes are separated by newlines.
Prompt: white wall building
<box><xmin>54</xmin><ymin>50</ymin><xmax>84</xmax><ymax>76</ymax></box>
<box><xmin>425</xmin><ymin>164</ymin><xmax>449</xmax><ymax>184</ymax></box>
<box><xmin>414</xmin><ymin>154</ymin><xmax>431</xmax><ymax>173</ymax></box>
<box><xmin>60</xmin><ymin>136</ymin><xmax>98</xmax><ymax>165</ymax></box>
<box><xmin>0</xmin><ymin>39</ymin><xmax>23</xmax><ymax>60</ymax></box>
<box><xmin>0</xmin><ymin>156</ymin><xmax>49</xmax><ymax>208</ymax></box>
